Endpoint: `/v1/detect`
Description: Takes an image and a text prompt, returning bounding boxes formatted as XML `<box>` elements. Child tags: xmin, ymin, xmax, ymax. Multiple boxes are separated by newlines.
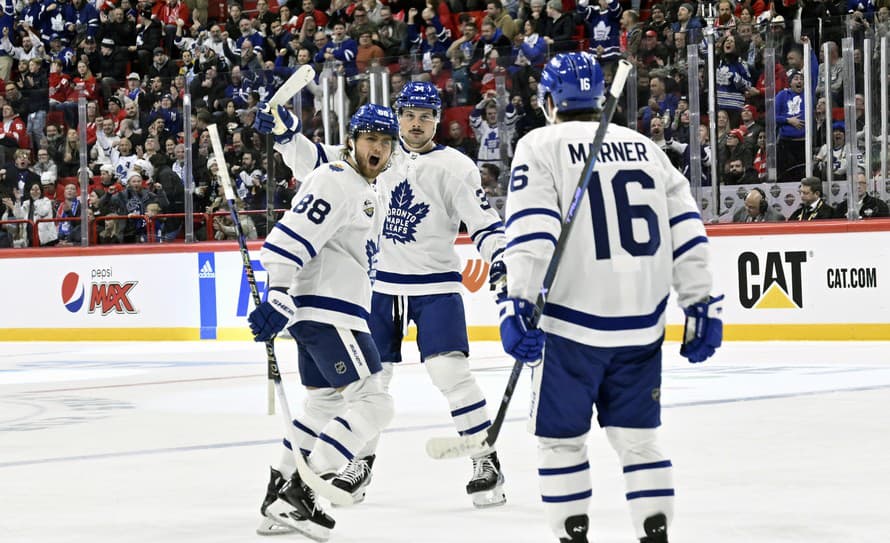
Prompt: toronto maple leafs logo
<box><xmin>383</xmin><ymin>180</ymin><xmax>429</xmax><ymax>244</ymax></box>
<box><xmin>365</xmin><ymin>238</ymin><xmax>379</xmax><ymax>283</ymax></box>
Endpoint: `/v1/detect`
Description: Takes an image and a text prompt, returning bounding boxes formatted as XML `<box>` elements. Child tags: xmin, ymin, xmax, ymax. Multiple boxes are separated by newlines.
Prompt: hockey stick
<box><xmin>207</xmin><ymin>125</ymin><xmax>354</xmax><ymax>506</ymax></box>
<box><xmin>268</xmin><ymin>64</ymin><xmax>316</xmax><ymax>108</ymax></box>
<box><xmin>426</xmin><ymin>59</ymin><xmax>634</xmax><ymax>460</ymax></box>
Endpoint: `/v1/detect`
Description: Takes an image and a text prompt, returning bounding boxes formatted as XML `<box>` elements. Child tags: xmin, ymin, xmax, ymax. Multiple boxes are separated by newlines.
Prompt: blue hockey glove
<box><xmin>254</xmin><ymin>102</ymin><xmax>301</xmax><ymax>143</ymax></box>
<box><xmin>680</xmin><ymin>295</ymin><xmax>724</xmax><ymax>363</ymax></box>
<box><xmin>489</xmin><ymin>259</ymin><xmax>506</xmax><ymax>301</ymax></box>
<box><xmin>499</xmin><ymin>297</ymin><xmax>545</xmax><ymax>364</ymax></box>
<box><xmin>248</xmin><ymin>288</ymin><xmax>297</xmax><ymax>342</ymax></box>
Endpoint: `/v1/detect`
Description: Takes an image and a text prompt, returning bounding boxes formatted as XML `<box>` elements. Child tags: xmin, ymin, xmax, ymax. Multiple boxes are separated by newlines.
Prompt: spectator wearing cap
<box><xmin>637</xmin><ymin>28</ymin><xmax>670</xmax><ymax>67</ymax></box>
<box><xmin>134</xmin><ymin>3</ymin><xmax>163</xmax><ymax>73</ymax></box>
<box><xmin>96</xmin><ymin>37</ymin><xmax>127</xmax><ymax>103</ymax></box>
<box><xmin>148</xmin><ymin>47</ymin><xmax>178</xmax><ymax>85</ymax></box>
<box><xmin>670</xmin><ymin>2</ymin><xmax>702</xmax><ymax>39</ymax></box>
<box><xmin>148</xmin><ymin>93</ymin><xmax>182</xmax><ymax>135</ymax></box>
<box><xmin>544</xmin><ymin>0</ymin><xmax>576</xmax><ymax>53</ymax></box>
<box><xmin>577</xmin><ymin>0</ymin><xmax>622</xmax><ymax>64</ymax></box>
<box><xmin>48</xmin><ymin>33</ymin><xmax>77</xmax><ymax>74</ymax></box>
<box><xmin>106</xmin><ymin>96</ymin><xmax>126</xmax><ymax>127</ymax></box>
<box><xmin>646</xmin><ymin>4</ymin><xmax>670</xmax><ymax>42</ymax></box>
<box><xmin>724</xmin><ymin>126</ymin><xmax>754</xmax><ymax>171</ymax></box>
<box><xmin>124</xmin><ymin>72</ymin><xmax>145</xmax><ymax>110</ymax></box>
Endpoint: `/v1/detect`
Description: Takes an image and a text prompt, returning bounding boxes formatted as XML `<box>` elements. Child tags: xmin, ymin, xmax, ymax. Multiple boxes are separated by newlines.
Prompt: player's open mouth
<box><xmin>369</xmin><ymin>156</ymin><xmax>380</xmax><ymax>167</ymax></box>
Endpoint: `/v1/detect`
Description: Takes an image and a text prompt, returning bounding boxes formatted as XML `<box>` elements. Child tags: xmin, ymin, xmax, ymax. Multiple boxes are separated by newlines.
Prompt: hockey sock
<box><xmin>538</xmin><ymin>434</ymin><xmax>592</xmax><ymax>541</ymax></box>
<box><xmin>425</xmin><ymin>352</ymin><xmax>492</xmax><ymax>443</ymax></box>
<box><xmin>356</xmin><ymin>362</ymin><xmax>394</xmax><ymax>458</ymax></box>
<box><xmin>308</xmin><ymin>372</ymin><xmax>394</xmax><ymax>475</ymax></box>
<box><xmin>605</xmin><ymin>426</ymin><xmax>674</xmax><ymax>539</ymax></box>
<box><xmin>279</xmin><ymin>388</ymin><xmax>346</xmax><ymax>478</ymax></box>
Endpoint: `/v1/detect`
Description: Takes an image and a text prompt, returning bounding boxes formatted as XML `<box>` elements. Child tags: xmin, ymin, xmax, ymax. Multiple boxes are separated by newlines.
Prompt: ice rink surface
<box><xmin>2</xmin><ymin>340</ymin><xmax>889</xmax><ymax>543</ymax></box>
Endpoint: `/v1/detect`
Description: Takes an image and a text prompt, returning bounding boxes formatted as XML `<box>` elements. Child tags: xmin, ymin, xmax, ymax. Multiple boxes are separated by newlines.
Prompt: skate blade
<box><xmin>471</xmin><ymin>484</ymin><xmax>506</xmax><ymax>509</ymax></box>
<box><xmin>256</xmin><ymin>516</ymin><xmax>297</xmax><ymax>536</ymax></box>
<box><xmin>265</xmin><ymin>501</ymin><xmax>331</xmax><ymax>542</ymax></box>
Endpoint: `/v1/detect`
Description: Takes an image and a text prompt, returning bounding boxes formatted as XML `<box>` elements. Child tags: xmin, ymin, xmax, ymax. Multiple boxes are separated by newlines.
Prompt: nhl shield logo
<box><xmin>363</xmin><ymin>199</ymin><xmax>375</xmax><ymax>217</ymax></box>
<box><xmin>334</xmin><ymin>361</ymin><xmax>348</xmax><ymax>374</ymax></box>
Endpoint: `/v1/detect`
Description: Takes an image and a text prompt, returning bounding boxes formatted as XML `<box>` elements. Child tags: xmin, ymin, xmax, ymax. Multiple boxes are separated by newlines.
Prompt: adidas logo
<box><xmin>199</xmin><ymin>259</ymin><xmax>215</xmax><ymax>278</ymax></box>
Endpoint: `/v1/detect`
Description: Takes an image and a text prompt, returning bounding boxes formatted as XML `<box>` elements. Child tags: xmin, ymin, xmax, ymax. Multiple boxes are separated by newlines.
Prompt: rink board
<box><xmin>1</xmin><ymin>221</ymin><xmax>889</xmax><ymax>341</ymax></box>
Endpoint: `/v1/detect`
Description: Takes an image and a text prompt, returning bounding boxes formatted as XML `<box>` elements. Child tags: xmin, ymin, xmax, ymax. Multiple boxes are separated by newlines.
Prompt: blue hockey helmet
<box><xmin>395</xmin><ymin>81</ymin><xmax>442</xmax><ymax>116</ymax></box>
<box><xmin>538</xmin><ymin>52</ymin><xmax>605</xmax><ymax>115</ymax></box>
<box><xmin>349</xmin><ymin>104</ymin><xmax>400</xmax><ymax>140</ymax></box>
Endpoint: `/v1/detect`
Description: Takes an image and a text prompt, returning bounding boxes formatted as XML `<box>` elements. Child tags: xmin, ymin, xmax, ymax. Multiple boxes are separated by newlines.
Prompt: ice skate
<box><xmin>331</xmin><ymin>454</ymin><xmax>375</xmax><ymax>505</ymax></box>
<box><xmin>256</xmin><ymin>467</ymin><xmax>296</xmax><ymax>535</ymax></box>
<box><xmin>559</xmin><ymin>514</ymin><xmax>589</xmax><ymax>543</ymax></box>
<box><xmin>263</xmin><ymin>469</ymin><xmax>336</xmax><ymax>542</ymax></box>
<box><xmin>639</xmin><ymin>513</ymin><xmax>668</xmax><ymax>543</ymax></box>
<box><xmin>465</xmin><ymin>451</ymin><xmax>506</xmax><ymax>508</ymax></box>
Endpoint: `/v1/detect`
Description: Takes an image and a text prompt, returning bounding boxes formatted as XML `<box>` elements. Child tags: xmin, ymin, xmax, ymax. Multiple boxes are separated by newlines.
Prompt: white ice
<box><xmin>2</xmin><ymin>340</ymin><xmax>889</xmax><ymax>543</ymax></box>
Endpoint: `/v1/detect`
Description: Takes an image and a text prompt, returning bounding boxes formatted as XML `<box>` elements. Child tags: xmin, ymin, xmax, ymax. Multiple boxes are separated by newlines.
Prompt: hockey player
<box><xmin>248</xmin><ymin>104</ymin><xmax>398</xmax><ymax>540</ymax></box>
<box><xmin>254</xmin><ymin>81</ymin><xmax>508</xmax><ymax>509</ymax></box>
<box><xmin>498</xmin><ymin>52</ymin><xmax>723</xmax><ymax>543</ymax></box>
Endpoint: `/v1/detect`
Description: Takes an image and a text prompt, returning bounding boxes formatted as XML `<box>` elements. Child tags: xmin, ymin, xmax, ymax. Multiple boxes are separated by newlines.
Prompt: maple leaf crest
<box><xmin>365</xmin><ymin>238</ymin><xmax>379</xmax><ymax>282</ymax></box>
<box><xmin>383</xmin><ymin>180</ymin><xmax>429</xmax><ymax>244</ymax></box>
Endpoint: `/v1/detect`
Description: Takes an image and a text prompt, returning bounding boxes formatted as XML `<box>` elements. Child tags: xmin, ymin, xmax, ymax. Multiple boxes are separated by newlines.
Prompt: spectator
<box><xmin>33</xmin><ymin>149</ymin><xmax>57</xmax><ymax>180</ymax></box>
<box><xmin>724</xmin><ymin>127</ymin><xmax>754</xmax><ymax>171</ymax></box>
<box><xmin>470</xmin><ymin>90</ymin><xmax>517</xmax><ymax>171</ymax></box>
<box><xmin>722</xmin><ymin>157</ymin><xmax>757</xmax><ymax>185</ymax></box>
<box><xmin>640</xmin><ymin>75</ymin><xmax>678</xmax><ymax>135</ymax></box>
<box><xmin>354</xmin><ymin>30</ymin><xmax>384</xmax><ymax>73</ymax></box>
<box><xmin>670</xmin><ymin>2</ymin><xmax>702</xmax><ymax>39</ymax></box>
<box><xmin>12</xmin><ymin>182</ymin><xmax>57</xmax><ymax>246</ymax></box>
<box><xmin>834</xmin><ymin>170</ymin><xmax>890</xmax><ymax>219</ymax></box>
<box><xmin>56</xmin><ymin>183</ymin><xmax>81</xmax><ymax>245</ymax></box>
<box><xmin>96</xmin><ymin>38</ymin><xmax>128</xmax><ymax>102</ymax></box>
<box><xmin>374</xmin><ymin>5</ymin><xmax>407</xmax><ymax>58</ymax></box>
<box><xmin>111</xmin><ymin>170</ymin><xmax>169</xmax><ymax>243</ymax></box>
<box><xmin>578</xmin><ymin>0</ymin><xmax>622</xmax><ymax>65</ymax></box>
<box><xmin>732</xmin><ymin>187</ymin><xmax>785</xmax><ymax>222</ymax></box>
<box><xmin>814</xmin><ymin>122</ymin><xmax>859</xmax><ymax>182</ymax></box>
<box><xmin>348</xmin><ymin>6</ymin><xmax>378</xmax><ymax>41</ymax></box>
<box><xmin>296</xmin><ymin>0</ymin><xmax>328</xmax><ymax>32</ymax></box>
<box><xmin>788</xmin><ymin>176</ymin><xmax>834</xmax><ymax>220</ymax></box>
<box><xmin>0</xmin><ymin>150</ymin><xmax>36</xmax><ymax>198</ymax></box>
<box><xmin>543</xmin><ymin>0</ymin><xmax>575</xmax><ymax>53</ymax></box>
<box><xmin>715</xmin><ymin>34</ymin><xmax>752</xmax><ymax>126</ymax></box>
<box><xmin>486</xmin><ymin>0</ymin><xmax>519</xmax><ymax>40</ymax></box>
<box><xmin>444</xmin><ymin>119</ymin><xmax>478</xmax><ymax>158</ymax></box>
<box><xmin>0</xmin><ymin>103</ymin><xmax>27</xmax><ymax>162</ymax></box>
<box><xmin>815</xmin><ymin>40</ymin><xmax>844</xmax><ymax>108</ymax></box>
<box><xmin>59</xmin><ymin>128</ymin><xmax>81</xmax><ymax>177</ymax></box>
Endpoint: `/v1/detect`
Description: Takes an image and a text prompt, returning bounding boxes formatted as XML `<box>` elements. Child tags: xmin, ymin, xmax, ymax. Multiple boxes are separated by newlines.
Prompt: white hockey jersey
<box><xmin>275</xmin><ymin>137</ymin><xmax>507</xmax><ymax>296</ymax></box>
<box><xmin>261</xmin><ymin>159</ymin><xmax>382</xmax><ymax>333</ymax></box>
<box><xmin>505</xmin><ymin>121</ymin><xmax>713</xmax><ymax>348</ymax></box>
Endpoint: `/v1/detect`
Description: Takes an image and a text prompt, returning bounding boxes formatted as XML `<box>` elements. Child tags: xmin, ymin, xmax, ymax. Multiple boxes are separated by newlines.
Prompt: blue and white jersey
<box><xmin>374</xmin><ymin>144</ymin><xmax>505</xmax><ymax>295</ymax></box>
<box><xmin>505</xmin><ymin>121</ymin><xmax>713</xmax><ymax>348</ymax></box>
<box><xmin>275</xmin><ymin>136</ymin><xmax>506</xmax><ymax>296</ymax></box>
<box><xmin>261</xmin><ymin>158</ymin><xmax>382</xmax><ymax>332</ymax></box>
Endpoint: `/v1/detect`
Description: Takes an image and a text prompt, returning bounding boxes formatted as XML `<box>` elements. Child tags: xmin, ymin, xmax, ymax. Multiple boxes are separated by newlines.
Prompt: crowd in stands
<box><xmin>1</xmin><ymin>0</ymin><xmax>889</xmax><ymax>247</ymax></box>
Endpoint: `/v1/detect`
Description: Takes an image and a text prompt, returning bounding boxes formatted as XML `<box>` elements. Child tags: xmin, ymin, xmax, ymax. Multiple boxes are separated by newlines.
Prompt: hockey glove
<box><xmin>248</xmin><ymin>288</ymin><xmax>297</xmax><ymax>342</ymax></box>
<box><xmin>254</xmin><ymin>102</ymin><xmax>301</xmax><ymax>144</ymax></box>
<box><xmin>680</xmin><ymin>295</ymin><xmax>724</xmax><ymax>363</ymax></box>
<box><xmin>499</xmin><ymin>297</ymin><xmax>545</xmax><ymax>364</ymax></box>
